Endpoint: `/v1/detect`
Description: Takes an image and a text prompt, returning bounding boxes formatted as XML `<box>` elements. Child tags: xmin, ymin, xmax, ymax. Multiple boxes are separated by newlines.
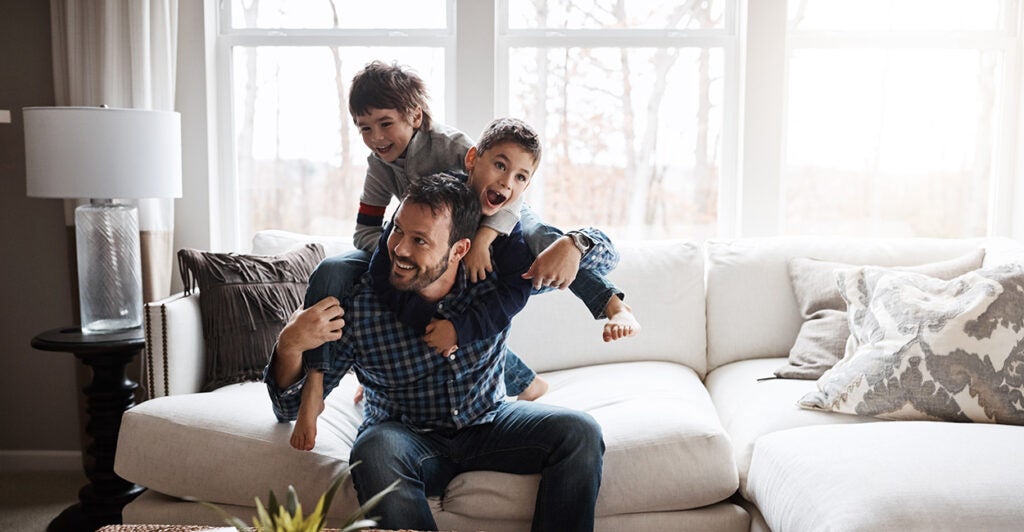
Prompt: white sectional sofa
<box><xmin>114</xmin><ymin>232</ymin><xmax>1024</xmax><ymax>531</ymax></box>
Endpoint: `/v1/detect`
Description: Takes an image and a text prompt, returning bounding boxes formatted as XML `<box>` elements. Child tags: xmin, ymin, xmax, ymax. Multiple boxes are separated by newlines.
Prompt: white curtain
<box><xmin>50</xmin><ymin>0</ymin><xmax>179</xmax><ymax>302</ymax></box>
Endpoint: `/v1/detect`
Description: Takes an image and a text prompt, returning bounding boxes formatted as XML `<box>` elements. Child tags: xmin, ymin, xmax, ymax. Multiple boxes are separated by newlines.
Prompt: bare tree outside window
<box><xmin>507</xmin><ymin>0</ymin><xmax>725</xmax><ymax>241</ymax></box>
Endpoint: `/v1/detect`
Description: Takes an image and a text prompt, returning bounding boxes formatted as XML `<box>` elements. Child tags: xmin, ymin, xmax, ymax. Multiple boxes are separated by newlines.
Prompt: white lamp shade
<box><xmin>24</xmin><ymin>107</ymin><xmax>182</xmax><ymax>199</ymax></box>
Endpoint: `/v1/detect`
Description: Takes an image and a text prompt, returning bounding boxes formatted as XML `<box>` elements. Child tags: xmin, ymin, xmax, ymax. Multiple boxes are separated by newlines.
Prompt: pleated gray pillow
<box><xmin>775</xmin><ymin>249</ymin><xmax>985</xmax><ymax>380</ymax></box>
<box><xmin>178</xmin><ymin>244</ymin><xmax>324</xmax><ymax>391</ymax></box>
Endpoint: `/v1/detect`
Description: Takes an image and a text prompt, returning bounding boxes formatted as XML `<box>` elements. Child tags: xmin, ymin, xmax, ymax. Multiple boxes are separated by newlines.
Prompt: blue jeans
<box><xmin>303</xmin><ymin>250</ymin><xmax>537</xmax><ymax>395</ymax></box>
<box><xmin>349</xmin><ymin>401</ymin><xmax>605</xmax><ymax>532</ymax></box>
<box><xmin>519</xmin><ymin>205</ymin><xmax>621</xmax><ymax>319</ymax></box>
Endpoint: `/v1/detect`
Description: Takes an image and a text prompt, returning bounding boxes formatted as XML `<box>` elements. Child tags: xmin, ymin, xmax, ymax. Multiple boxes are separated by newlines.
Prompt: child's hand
<box><xmin>522</xmin><ymin>236</ymin><xmax>581</xmax><ymax>290</ymax></box>
<box><xmin>464</xmin><ymin>240</ymin><xmax>494</xmax><ymax>283</ymax></box>
<box><xmin>423</xmin><ymin>319</ymin><xmax>458</xmax><ymax>355</ymax></box>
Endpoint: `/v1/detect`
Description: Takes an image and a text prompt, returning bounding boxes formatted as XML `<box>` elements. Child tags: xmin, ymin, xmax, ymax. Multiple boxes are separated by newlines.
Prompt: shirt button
<box><xmin>452</xmin><ymin>409</ymin><xmax>459</xmax><ymax>416</ymax></box>
<box><xmin>438</xmin><ymin>302</ymin><xmax>444</xmax><ymax>310</ymax></box>
<box><xmin>449</xmin><ymin>354</ymin><xmax>456</xmax><ymax>361</ymax></box>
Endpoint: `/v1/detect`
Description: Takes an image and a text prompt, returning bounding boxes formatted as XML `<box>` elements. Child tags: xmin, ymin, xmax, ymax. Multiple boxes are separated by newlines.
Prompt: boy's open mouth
<box><xmin>486</xmin><ymin>189</ymin><xmax>507</xmax><ymax>208</ymax></box>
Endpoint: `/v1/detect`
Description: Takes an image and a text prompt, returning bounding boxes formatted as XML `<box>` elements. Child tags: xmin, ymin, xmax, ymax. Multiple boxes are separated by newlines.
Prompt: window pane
<box><xmin>507</xmin><ymin>0</ymin><xmax>725</xmax><ymax>30</ymax></box>
<box><xmin>230</xmin><ymin>0</ymin><xmax>447</xmax><ymax>30</ymax></box>
<box><xmin>788</xmin><ymin>0</ymin><xmax>1005</xmax><ymax>31</ymax></box>
<box><xmin>232</xmin><ymin>47</ymin><xmax>446</xmax><ymax>240</ymax></box>
<box><xmin>783</xmin><ymin>49</ymin><xmax>1000</xmax><ymax>237</ymax></box>
<box><xmin>508</xmin><ymin>47</ymin><xmax>723</xmax><ymax>240</ymax></box>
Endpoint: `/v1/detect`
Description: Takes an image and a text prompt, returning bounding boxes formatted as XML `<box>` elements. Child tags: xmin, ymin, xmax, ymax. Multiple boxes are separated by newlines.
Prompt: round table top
<box><xmin>31</xmin><ymin>325</ymin><xmax>145</xmax><ymax>353</ymax></box>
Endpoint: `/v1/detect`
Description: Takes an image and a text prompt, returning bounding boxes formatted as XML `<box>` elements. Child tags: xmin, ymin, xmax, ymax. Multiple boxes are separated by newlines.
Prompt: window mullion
<box><xmin>454</xmin><ymin>0</ymin><xmax>497</xmax><ymax>138</ymax></box>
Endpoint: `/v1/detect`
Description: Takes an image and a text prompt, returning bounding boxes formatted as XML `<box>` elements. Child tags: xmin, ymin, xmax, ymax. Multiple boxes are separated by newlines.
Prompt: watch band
<box><xmin>567</xmin><ymin>230</ymin><xmax>593</xmax><ymax>256</ymax></box>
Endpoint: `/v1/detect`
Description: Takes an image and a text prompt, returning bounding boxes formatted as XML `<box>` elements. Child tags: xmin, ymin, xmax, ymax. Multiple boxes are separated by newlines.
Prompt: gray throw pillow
<box><xmin>177</xmin><ymin>244</ymin><xmax>324</xmax><ymax>391</ymax></box>
<box><xmin>775</xmin><ymin>249</ymin><xmax>985</xmax><ymax>379</ymax></box>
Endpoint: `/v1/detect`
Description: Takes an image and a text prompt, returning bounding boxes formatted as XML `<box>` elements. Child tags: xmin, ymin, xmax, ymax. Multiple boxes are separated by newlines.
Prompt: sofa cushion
<box><xmin>776</xmin><ymin>250</ymin><xmax>985</xmax><ymax>380</ymax></box>
<box><xmin>251</xmin><ymin>231</ymin><xmax>709</xmax><ymax>377</ymax></box>
<box><xmin>799</xmin><ymin>263</ymin><xmax>1024</xmax><ymax>424</ymax></box>
<box><xmin>116</xmin><ymin>361</ymin><xmax>737</xmax><ymax>520</ymax></box>
<box><xmin>745</xmin><ymin>422</ymin><xmax>1024</xmax><ymax>531</ymax></box>
<box><xmin>704</xmin><ymin>237</ymin><xmax>1000</xmax><ymax>371</ymax></box>
<box><xmin>177</xmin><ymin>244</ymin><xmax>324</xmax><ymax>391</ymax></box>
<box><xmin>705</xmin><ymin>358</ymin><xmax>876</xmax><ymax>490</ymax></box>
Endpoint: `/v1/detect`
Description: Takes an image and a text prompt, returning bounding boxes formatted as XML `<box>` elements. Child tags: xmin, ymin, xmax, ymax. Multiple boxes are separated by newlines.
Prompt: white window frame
<box><xmin>495</xmin><ymin>0</ymin><xmax>744</xmax><ymax>237</ymax></box>
<box><xmin>752</xmin><ymin>0</ymin><xmax>1024</xmax><ymax>237</ymax></box>
<box><xmin>175</xmin><ymin>0</ymin><xmax>1024</xmax><ymax>256</ymax></box>
<box><xmin>212</xmin><ymin>0</ymin><xmax>459</xmax><ymax>251</ymax></box>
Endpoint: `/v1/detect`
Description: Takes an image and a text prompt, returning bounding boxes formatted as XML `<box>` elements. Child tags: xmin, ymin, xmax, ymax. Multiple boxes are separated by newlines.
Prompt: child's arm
<box><xmin>524</xmin><ymin>227</ymin><xmax>620</xmax><ymax>292</ymax></box>
<box><xmin>352</xmin><ymin>161</ymin><xmax>397</xmax><ymax>253</ymax></box>
<box><xmin>438</xmin><ymin>224</ymin><xmax>535</xmax><ymax>346</ymax></box>
<box><xmin>466</xmin><ymin>193</ymin><xmax>525</xmax><ymax>282</ymax></box>
<box><xmin>464</xmin><ymin>226</ymin><xmax>501</xmax><ymax>283</ymax></box>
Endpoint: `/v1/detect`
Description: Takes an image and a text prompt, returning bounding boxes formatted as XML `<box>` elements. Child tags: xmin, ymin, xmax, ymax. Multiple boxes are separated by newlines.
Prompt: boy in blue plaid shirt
<box><xmin>266</xmin><ymin>175</ymin><xmax>604</xmax><ymax>532</ymax></box>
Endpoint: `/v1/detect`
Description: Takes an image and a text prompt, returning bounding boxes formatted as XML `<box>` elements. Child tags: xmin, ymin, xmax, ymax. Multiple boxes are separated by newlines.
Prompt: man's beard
<box><xmin>389</xmin><ymin>248</ymin><xmax>452</xmax><ymax>292</ymax></box>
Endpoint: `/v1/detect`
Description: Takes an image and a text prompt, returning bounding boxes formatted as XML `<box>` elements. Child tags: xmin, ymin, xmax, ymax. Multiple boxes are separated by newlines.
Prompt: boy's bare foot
<box><xmin>603</xmin><ymin>298</ymin><xmax>640</xmax><ymax>342</ymax></box>
<box><xmin>290</xmin><ymin>396</ymin><xmax>324</xmax><ymax>451</ymax></box>
<box><xmin>517</xmin><ymin>376</ymin><xmax>549</xmax><ymax>401</ymax></box>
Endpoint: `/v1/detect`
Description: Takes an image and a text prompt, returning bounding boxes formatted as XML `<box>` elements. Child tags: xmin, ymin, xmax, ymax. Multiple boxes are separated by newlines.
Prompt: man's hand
<box><xmin>278</xmin><ymin>296</ymin><xmax>346</xmax><ymax>355</ymax></box>
<box><xmin>522</xmin><ymin>235</ymin><xmax>582</xmax><ymax>290</ymax></box>
<box><xmin>463</xmin><ymin>241</ymin><xmax>494</xmax><ymax>283</ymax></box>
<box><xmin>423</xmin><ymin>318</ymin><xmax>458</xmax><ymax>356</ymax></box>
<box><xmin>272</xmin><ymin>297</ymin><xmax>345</xmax><ymax>388</ymax></box>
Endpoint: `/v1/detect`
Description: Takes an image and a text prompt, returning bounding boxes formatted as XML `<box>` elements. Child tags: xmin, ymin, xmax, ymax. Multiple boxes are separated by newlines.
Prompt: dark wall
<box><xmin>0</xmin><ymin>1</ymin><xmax>82</xmax><ymax>455</ymax></box>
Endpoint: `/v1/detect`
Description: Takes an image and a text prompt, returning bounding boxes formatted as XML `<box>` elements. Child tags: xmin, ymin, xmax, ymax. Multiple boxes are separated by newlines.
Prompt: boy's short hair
<box><xmin>404</xmin><ymin>173</ymin><xmax>481</xmax><ymax>245</ymax></box>
<box><xmin>349</xmin><ymin>61</ymin><xmax>432</xmax><ymax>130</ymax></box>
<box><xmin>476</xmin><ymin>117</ymin><xmax>542</xmax><ymax>166</ymax></box>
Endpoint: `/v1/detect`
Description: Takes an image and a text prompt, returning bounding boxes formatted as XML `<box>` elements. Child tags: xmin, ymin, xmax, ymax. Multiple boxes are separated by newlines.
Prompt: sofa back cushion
<box><xmin>704</xmin><ymin>236</ymin><xmax>1018</xmax><ymax>372</ymax></box>
<box><xmin>509</xmin><ymin>239</ymin><xmax>707</xmax><ymax>375</ymax></box>
<box><xmin>252</xmin><ymin>231</ymin><xmax>708</xmax><ymax>377</ymax></box>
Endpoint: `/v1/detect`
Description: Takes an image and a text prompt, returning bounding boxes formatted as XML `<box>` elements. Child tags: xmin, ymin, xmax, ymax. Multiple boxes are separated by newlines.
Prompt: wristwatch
<box><xmin>566</xmin><ymin>230</ymin><xmax>594</xmax><ymax>256</ymax></box>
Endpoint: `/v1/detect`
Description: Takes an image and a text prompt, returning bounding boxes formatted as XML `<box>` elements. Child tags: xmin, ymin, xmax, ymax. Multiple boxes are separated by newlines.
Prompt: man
<box><xmin>265</xmin><ymin>175</ymin><xmax>605</xmax><ymax>531</ymax></box>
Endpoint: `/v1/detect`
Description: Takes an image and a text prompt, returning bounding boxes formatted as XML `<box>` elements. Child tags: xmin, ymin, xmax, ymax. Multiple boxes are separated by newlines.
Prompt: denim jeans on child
<box><xmin>349</xmin><ymin>400</ymin><xmax>605</xmax><ymax>531</ymax></box>
<box><xmin>302</xmin><ymin>248</ymin><xmax>538</xmax><ymax>396</ymax></box>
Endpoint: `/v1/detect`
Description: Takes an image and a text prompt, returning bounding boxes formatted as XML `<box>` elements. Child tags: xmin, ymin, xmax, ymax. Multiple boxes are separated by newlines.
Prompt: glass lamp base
<box><xmin>75</xmin><ymin>200</ymin><xmax>143</xmax><ymax>334</ymax></box>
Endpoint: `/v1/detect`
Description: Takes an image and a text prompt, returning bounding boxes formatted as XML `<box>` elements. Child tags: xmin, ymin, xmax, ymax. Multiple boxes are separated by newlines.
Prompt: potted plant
<box><xmin>197</xmin><ymin>461</ymin><xmax>399</xmax><ymax>532</ymax></box>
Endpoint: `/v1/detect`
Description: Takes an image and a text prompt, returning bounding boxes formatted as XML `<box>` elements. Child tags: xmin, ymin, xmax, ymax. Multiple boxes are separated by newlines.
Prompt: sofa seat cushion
<box><xmin>705</xmin><ymin>358</ymin><xmax>877</xmax><ymax>489</ymax></box>
<box><xmin>116</xmin><ymin>360</ymin><xmax>737</xmax><ymax>520</ymax></box>
<box><xmin>745</xmin><ymin>422</ymin><xmax>1024</xmax><ymax>531</ymax></box>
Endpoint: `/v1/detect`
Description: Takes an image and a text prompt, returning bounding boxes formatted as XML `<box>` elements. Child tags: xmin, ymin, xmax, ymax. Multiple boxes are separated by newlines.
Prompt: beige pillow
<box><xmin>798</xmin><ymin>263</ymin><xmax>1024</xmax><ymax>424</ymax></box>
<box><xmin>775</xmin><ymin>249</ymin><xmax>985</xmax><ymax>379</ymax></box>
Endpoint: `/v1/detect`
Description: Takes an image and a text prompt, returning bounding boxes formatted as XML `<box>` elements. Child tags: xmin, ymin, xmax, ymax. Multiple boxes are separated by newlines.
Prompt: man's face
<box><xmin>355</xmin><ymin>107</ymin><xmax>422</xmax><ymax>163</ymax></box>
<box><xmin>387</xmin><ymin>201</ymin><xmax>454</xmax><ymax>293</ymax></box>
<box><xmin>464</xmin><ymin>141</ymin><xmax>537</xmax><ymax>217</ymax></box>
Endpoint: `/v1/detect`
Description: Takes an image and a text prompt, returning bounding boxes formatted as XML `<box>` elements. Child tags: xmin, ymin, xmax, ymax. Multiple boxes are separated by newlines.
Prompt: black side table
<box><xmin>32</xmin><ymin>326</ymin><xmax>148</xmax><ymax>532</ymax></box>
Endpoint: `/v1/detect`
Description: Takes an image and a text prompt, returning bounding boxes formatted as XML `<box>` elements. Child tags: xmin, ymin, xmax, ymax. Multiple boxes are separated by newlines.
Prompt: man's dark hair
<box><xmin>476</xmin><ymin>117</ymin><xmax>542</xmax><ymax>165</ymax></box>
<box><xmin>349</xmin><ymin>60</ymin><xmax>432</xmax><ymax>130</ymax></box>
<box><xmin>404</xmin><ymin>173</ymin><xmax>481</xmax><ymax>245</ymax></box>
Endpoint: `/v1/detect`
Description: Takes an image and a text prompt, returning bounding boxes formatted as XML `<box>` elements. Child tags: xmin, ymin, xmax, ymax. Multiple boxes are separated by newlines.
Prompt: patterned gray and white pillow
<box><xmin>776</xmin><ymin>250</ymin><xmax>985</xmax><ymax>380</ymax></box>
<box><xmin>798</xmin><ymin>262</ymin><xmax>1024</xmax><ymax>424</ymax></box>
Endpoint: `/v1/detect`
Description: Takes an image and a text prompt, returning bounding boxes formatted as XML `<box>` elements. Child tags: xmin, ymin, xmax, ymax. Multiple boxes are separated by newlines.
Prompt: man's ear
<box><xmin>411</xmin><ymin>107</ymin><xmax>423</xmax><ymax>128</ymax></box>
<box><xmin>464</xmin><ymin>146</ymin><xmax>478</xmax><ymax>174</ymax></box>
<box><xmin>450</xmin><ymin>238</ymin><xmax>472</xmax><ymax>264</ymax></box>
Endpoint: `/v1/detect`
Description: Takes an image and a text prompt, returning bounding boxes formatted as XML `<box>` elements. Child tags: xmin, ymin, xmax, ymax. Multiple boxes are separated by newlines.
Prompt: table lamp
<box><xmin>24</xmin><ymin>106</ymin><xmax>182</xmax><ymax>334</ymax></box>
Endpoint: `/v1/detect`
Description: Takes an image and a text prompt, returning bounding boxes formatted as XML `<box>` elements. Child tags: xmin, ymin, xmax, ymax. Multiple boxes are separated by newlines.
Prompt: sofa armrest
<box><xmin>144</xmin><ymin>292</ymin><xmax>205</xmax><ymax>398</ymax></box>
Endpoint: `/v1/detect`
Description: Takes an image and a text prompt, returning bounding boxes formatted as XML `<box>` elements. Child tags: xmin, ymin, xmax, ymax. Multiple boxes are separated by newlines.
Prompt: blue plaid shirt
<box><xmin>266</xmin><ymin>261</ymin><xmax>529</xmax><ymax>433</ymax></box>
